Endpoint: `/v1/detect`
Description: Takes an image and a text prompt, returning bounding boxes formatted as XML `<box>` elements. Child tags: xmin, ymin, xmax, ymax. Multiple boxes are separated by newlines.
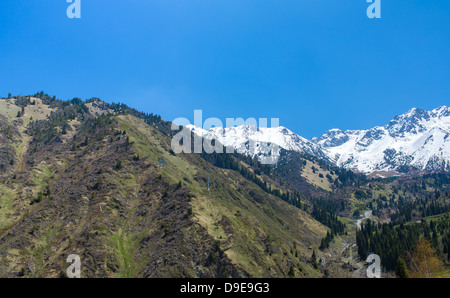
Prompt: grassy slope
<box><xmin>300</xmin><ymin>160</ymin><xmax>338</xmax><ymax>192</ymax></box>
<box><xmin>0</xmin><ymin>97</ymin><xmax>56</xmax><ymax>234</ymax></box>
<box><xmin>0</xmin><ymin>102</ymin><xmax>328</xmax><ymax>278</ymax></box>
<box><xmin>118</xmin><ymin>114</ymin><xmax>327</xmax><ymax>277</ymax></box>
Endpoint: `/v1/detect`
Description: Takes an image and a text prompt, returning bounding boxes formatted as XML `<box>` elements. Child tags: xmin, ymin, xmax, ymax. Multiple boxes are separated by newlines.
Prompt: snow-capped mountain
<box><xmin>186</xmin><ymin>124</ymin><xmax>329</xmax><ymax>162</ymax></box>
<box><xmin>186</xmin><ymin>106</ymin><xmax>450</xmax><ymax>174</ymax></box>
<box><xmin>312</xmin><ymin>106</ymin><xmax>450</xmax><ymax>173</ymax></box>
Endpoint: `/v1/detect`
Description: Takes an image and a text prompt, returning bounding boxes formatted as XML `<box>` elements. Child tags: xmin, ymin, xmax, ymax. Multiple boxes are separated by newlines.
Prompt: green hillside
<box><xmin>0</xmin><ymin>94</ymin><xmax>328</xmax><ymax>278</ymax></box>
<box><xmin>1</xmin><ymin>93</ymin><xmax>449</xmax><ymax>278</ymax></box>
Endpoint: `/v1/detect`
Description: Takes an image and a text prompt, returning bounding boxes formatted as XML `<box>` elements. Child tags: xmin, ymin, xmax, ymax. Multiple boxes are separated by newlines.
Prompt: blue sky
<box><xmin>0</xmin><ymin>0</ymin><xmax>449</xmax><ymax>139</ymax></box>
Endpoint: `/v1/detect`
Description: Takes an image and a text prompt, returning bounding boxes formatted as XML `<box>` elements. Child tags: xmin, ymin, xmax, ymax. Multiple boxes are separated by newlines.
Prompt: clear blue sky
<box><xmin>1</xmin><ymin>0</ymin><xmax>449</xmax><ymax>139</ymax></box>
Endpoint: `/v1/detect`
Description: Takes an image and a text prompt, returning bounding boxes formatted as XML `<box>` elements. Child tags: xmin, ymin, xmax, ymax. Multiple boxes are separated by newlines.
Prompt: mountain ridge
<box><xmin>2</xmin><ymin>92</ymin><xmax>449</xmax><ymax>278</ymax></box>
<box><xmin>0</xmin><ymin>93</ymin><xmax>328</xmax><ymax>278</ymax></box>
<box><xmin>187</xmin><ymin>106</ymin><xmax>450</xmax><ymax>175</ymax></box>
<box><xmin>317</xmin><ymin>106</ymin><xmax>450</xmax><ymax>174</ymax></box>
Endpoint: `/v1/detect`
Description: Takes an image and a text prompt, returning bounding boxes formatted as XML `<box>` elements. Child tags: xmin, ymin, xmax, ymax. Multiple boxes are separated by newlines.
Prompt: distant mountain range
<box><xmin>2</xmin><ymin>93</ymin><xmax>449</xmax><ymax>278</ymax></box>
<box><xmin>187</xmin><ymin>106</ymin><xmax>450</xmax><ymax>175</ymax></box>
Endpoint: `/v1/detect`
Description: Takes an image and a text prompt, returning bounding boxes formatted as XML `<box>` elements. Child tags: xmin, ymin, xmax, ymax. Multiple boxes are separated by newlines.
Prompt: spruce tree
<box><xmin>395</xmin><ymin>257</ymin><xmax>409</xmax><ymax>278</ymax></box>
<box><xmin>311</xmin><ymin>250</ymin><xmax>318</xmax><ymax>269</ymax></box>
<box><xmin>288</xmin><ymin>264</ymin><xmax>295</xmax><ymax>278</ymax></box>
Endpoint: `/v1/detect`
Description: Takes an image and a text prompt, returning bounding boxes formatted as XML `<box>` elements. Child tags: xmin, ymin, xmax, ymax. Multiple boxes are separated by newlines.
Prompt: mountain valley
<box><xmin>0</xmin><ymin>93</ymin><xmax>449</xmax><ymax>278</ymax></box>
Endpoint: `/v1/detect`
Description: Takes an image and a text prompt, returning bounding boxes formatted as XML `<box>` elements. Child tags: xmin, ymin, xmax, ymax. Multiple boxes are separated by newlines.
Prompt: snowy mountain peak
<box><xmin>431</xmin><ymin>106</ymin><xmax>450</xmax><ymax>117</ymax></box>
<box><xmin>312</xmin><ymin>128</ymin><xmax>350</xmax><ymax>148</ymax></box>
<box><xmin>315</xmin><ymin>106</ymin><xmax>450</xmax><ymax>173</ymax></box>
<box><xmin>185</xmin><ymin>124</ymin><xmax>328</xmax><ymax>161</ymax></box>
<box><xmin>185</xmin><ymin>106</ymin><xmax>450</xmax><ymax>175</ymax></box>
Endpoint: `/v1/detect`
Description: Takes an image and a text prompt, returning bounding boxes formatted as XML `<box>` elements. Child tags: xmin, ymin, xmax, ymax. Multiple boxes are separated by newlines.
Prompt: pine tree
<box><xmin>114</xmin><ymin>160</ymin><xmax>122</xmax><ymax>171</ymax></box>
<box><xmin>395</xmin><ymin>257</ymin><xmax>409</xmax><ymax>278</ymax></box>
<box><xmin>83</xmin><ymin>136</ymin><xmax>89</xmax><ymax>146</ymax></box>
<box><xmin>311</xmin><ymin>250</ymin><xmax>318</xmax><ymax>269</ymax></box>
<box><xmin>288</xmin><ymin>264</ymin><xmax>295</xmax><ymax>278</ymax></box>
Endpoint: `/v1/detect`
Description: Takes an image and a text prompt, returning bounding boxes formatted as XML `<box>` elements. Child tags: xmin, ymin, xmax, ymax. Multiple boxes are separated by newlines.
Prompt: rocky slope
<box><xmin>0</xmin><ymin>94</ymin><xmax>327</xmax><ymax>278</ymax></box>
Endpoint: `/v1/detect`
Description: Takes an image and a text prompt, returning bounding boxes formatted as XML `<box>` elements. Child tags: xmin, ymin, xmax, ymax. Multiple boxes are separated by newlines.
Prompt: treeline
<box><xmin>392</xmin><ymin>173</ymin><xmax>450</xmax><ymax>197</ymax></box>
<box><xmin>71</xmin><ymin>114</ymin><xmax>119</xmax><ymax>152</ymax></box>
<box><xmin>33</xmin><ymin>91</ymin><xmax>72</xmax><ymax>108</ymax></box>
<box><xmin>14</xmin><ymin>96</ymin><xmax>36</xmax><ymax>107</ymax></box>
<box><xmin>104</xmin><ymin>101</ymin><xmax>168</xmax><ymax>135</ymax></box>
<box><xmin>390</xmin><ymin>193</ymin><xmax>449</xmax><ymax>224</ymax></box>
<box><xmin>332</xmin><ymin>168</ymin><xmax>367</xmax><ymax>188</ymax></box>
<box><xmin>200</xmin><ymin>151</ymin><xmax>305</xmax><ymax>210</ymax></box>
<box><xmin>313</xmin><ymin>197</ymin><xmax>347</xmax><ymax>215</ymax></box>
<box><xmin>200</xmin><ymin>148</ymin><xmax>351</xmax><ymax>249</ymax></box>
<box><xmin>16</xmin><ymin>91</ymin><xmax>168</xmax><ymax>153</ymax></box>
<box><xmin>27</xmin><ymin>95</ymin><xmax>89</xmax><ymax>152</ymax></box>
<box><xmin>276</xmin><ymin>149</ymin><xmax>367</xmax><ymax>190</ymax></box>
<box><xmin>356</xmin><ymin>216</ymin><xmax>450</xmax><ymax>271</ymax></box>
<box><xmin>422</xmin><ymin>173</ymin><xmax>450</xmax><ymax>188</ymax></box>
<box><xmin>362</xmin><ymin>173</ymin><xmax>450</xmax><ymax>222</ymax></box>
<box><xmin>298</xmin><ymin>151</ymin><xmax>367</xmax><ymax>188</ymax></box>
<box><xmin>311</xmin><ymin>204</ymin><xmax>346</xmax><ymax>250</ymax></box>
